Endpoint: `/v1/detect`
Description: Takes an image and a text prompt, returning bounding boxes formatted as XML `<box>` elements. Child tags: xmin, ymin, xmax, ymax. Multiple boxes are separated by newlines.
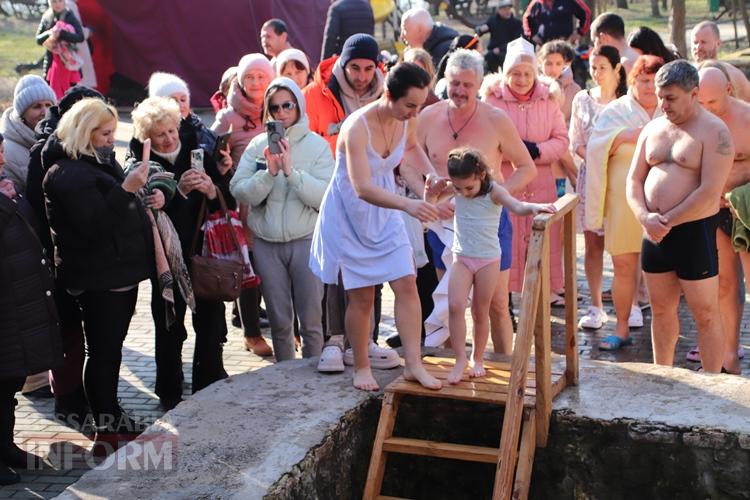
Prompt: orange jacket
<box><xmin>302</xmin><ymin>55</ymin><xmax>345</xmax><ymax>155</ymax></box>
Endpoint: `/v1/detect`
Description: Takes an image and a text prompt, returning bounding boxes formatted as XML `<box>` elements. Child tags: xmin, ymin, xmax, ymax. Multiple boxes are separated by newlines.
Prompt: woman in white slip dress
<box><xmin>310</xmin><ymin>63</ymin><xmax>448</xmax><ymax>391</ymax></box>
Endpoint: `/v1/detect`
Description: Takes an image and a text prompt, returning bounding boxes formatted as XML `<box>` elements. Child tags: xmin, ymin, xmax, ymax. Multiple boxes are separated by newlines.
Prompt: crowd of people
<box><xmin>1</xmin><ymin>0</ymin><xmax>750</xmax><ymax>485</ymax></box>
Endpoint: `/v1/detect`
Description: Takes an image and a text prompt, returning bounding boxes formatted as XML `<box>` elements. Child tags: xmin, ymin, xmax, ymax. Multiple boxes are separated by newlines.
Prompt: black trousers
<box><xmin>151</xmin><ymin>286</ymin><xmax>228</xmax><ymax>398</ymax></box>
<box><xmin>75</xmin><ymin>288</ymin><xmax>138</xmax><ymax>427</ymax></box>
<box><xmin>0</xmin><ymin>377</ymin><xmax>25</xmax><ymax>450</ymax></box>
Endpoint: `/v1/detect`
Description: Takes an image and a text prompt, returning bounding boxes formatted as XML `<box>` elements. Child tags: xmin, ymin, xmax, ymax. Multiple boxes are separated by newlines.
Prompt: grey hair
<box><xmin>445</xmin><ymin>49</ymin><xmax>485</xmax><ymax>80</ymax></box>
<box><xmin>692</xmin><ymin>20</ymin><xmax>720</xmax><ymax>39</ymax></box>
<box><xmin>655</xmin><ymin>60</ymin><xmax>699</xmax><ymax>92</ymax></box>
<box><xmin>402</xmin><ymin>7</ymin><xmax>434</xmax><ymax>30</ymax></box>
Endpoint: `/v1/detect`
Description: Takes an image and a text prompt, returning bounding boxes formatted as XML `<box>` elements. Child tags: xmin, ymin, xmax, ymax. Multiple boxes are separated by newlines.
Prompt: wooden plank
<box><xmin>363</xmin><ymin>392</ymin><xmax>401</xmax><ymax>500</ymax></box>
<box><xmin>534</xmin><ymin>231</ymin><xmax>552</xmax><ymax>448</ymax></box>
<box><xmin>422</xmin><ymin>358</ymin><xmax>565</xmax><ymax>377</ymax></box>
<box><xmin>531</xmin><ymin>193</ymin><xmax>578</xmax><ymax>230</ymax></box>
<box><xmin>512</xmin><ymin>409</ymin><xmax>537</xmax><ymax>500</ymax></box>
<box><xmin>552</xmin><ymin>372</ymin><xmax>567</xmax><ymax>399</ymax></box>
<box><xmin>423</xmin><ymin>356</ymin><xmax>516</xmax><ymax>370</ymax></box>
<box><xmin>563</xmin><ymin>209</ymin><xmax>580</xmax><ymax>387</ymax></box>
<box><xmin>386</xmin><ymin>380</ymin><xmax>538</xmax><ymax>407</ymax></box>
<box><xmin>383</xmin><ymin>437</ymin><xmax>500</xmax><ymax>464</ymax></box>
<box><xmin>494</xmin><ymin>229</ymin><xmax>545</xmax><ymax>500</ymax></box>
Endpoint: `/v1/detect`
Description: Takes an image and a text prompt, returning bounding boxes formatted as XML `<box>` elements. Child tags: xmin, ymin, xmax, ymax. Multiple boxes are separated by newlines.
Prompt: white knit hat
<box><xmin>503</xmin><ymin>38</ymin><xmax>537</xmax><ymax>75</ymax></box>
<box><xmin>148</xmin><ymin>72</ymin><xmax>190</xmax><ymax>98</ymax></box>
<box><xmin>275</xmin><ymin>48</ymin><xmax>310</xmax><ymax>74</ymax></box>
<box><xmin>237</xmin><ymin>54</ymin><xmax>275</xmax><ymax>85</ymax></box>
<box><xmin>13</xmin><ymin>75</ymin><xmax>56</xmax><ymax>116</ymax></box>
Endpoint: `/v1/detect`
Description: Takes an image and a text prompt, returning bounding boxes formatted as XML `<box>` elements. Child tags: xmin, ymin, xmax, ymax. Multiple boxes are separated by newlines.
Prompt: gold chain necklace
<box><xmin>376</xmin><ymin>104</ymin><xmax>399</xmax><ymax>157</ymax></box>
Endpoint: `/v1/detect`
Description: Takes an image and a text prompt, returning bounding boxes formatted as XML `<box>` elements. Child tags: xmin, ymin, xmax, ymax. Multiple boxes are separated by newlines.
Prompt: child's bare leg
<box><xmin>470</xmin><ymin>262</ymin><xmax>500</xmax><ymax>378</ymax></box>
<box><xmin>346</xmin><ymin>286</ymin><xmax>378</xmax><ymax>391</ymax></box>
<box><xmin>447</xmin><ymin>261</ymin><xmax>474</xmax><ymax>384</ymax></box>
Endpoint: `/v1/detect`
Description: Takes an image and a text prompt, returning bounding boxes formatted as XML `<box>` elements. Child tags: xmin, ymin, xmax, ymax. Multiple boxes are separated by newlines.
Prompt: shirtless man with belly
<box><xmin>627</xmin><ymin>60</ymin><xmax>734</xmax><ymax>373</ymax></box>
<box><xmin>405</xmin><ymin>49</ymin><xmax>537</xmax><ymax>354</ymax></box>
<box><xmin>698</xmin><ymin>66</ymin><xmax>750</xmax><ymax>374</ymax></box>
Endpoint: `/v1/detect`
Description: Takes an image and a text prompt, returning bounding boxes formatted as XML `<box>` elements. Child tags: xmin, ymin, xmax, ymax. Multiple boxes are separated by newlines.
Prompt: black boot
<box><xmin>91</xmin><ymin>407</ymin><xmax>148</xmax><ymax>457</ymax></box>
<box><xmin>0</xmin><ymin>398</ymin><xmax>42</xmax><ymax>470</ymax></box>
<box><xmin>54</xmin><ymin>385</ymin><xmax>91</xmax><ymax>430</ymax></box>
<box><xmin>0</xmin><ymin>461</ymin><xmax>20</xmax><ymax>486</ymax></box>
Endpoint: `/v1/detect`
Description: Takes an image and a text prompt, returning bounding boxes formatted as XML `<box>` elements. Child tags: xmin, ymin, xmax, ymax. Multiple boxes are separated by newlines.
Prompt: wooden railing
<box><xmin>494</xmin><ymin>193</ymin><xmax>579</xmax><ymax>497</ymax></box>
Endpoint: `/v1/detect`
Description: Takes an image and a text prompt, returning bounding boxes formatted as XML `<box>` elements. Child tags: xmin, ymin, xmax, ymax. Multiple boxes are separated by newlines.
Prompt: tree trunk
<box><xmin>661</xmin><ymin>0</ymin><xmax>668</xmax><ymax>9</ymax></box>
<box><xmin>670</xmin><ymin>0</ymin><xmax>687</xmax><ymax>58</ymax></box>
<box><xmin>741</xmin><ymin>0</ymin><xmax>750</xmax><ymax>49</ymax></box>
<box><xmin>616</xmin><ymin>0</ymin><xmax>628</xmax><ymax>8</ymax></box>
<box><xmin>650</xmin><ymin>0</ymin><xmax>662</xmax><ymax>16</ymax></box>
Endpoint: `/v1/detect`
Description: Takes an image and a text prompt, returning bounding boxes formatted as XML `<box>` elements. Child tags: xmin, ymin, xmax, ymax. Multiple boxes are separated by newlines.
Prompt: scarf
<box><xmin>332</xmin><ymin>61</ymin><xmax>384</xmax><ymax>115</ymax></box>
<box><xmin>125</xmin><ymin>160</ymin><xmax>195</xmax><ymax>325</ymax></box>
<box><xmin>228</xmin><ymin>81</ymin><xmax>263</xmax><ymax>131</ymax></box>
<box><xmin>158</xmin><ymin>141</ymin><xmax>181</xmax><ymax>165</ymax></box>
<box><xmin>507</xmin><ymin>83</ymin><xmax>534</xmax><ymax>102</ymax></box>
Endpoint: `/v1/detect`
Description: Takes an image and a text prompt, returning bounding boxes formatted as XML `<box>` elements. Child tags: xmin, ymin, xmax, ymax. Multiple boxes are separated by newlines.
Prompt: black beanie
<box><xmin>340</xmin><ymin>34</ymin><xmax>379</xmax><ymax>68</ymax></box>
<box><xmin>59</xmin><ymin>85</ymin><xmax>105</xmax><ymax>116</ymax></box>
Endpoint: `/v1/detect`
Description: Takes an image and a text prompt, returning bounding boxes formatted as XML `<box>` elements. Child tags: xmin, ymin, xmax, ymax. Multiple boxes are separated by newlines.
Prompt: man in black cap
<box><xmin>476</xmin><ymin>0</ymin><xmax>523</xmax><ymax>73</ymax></box>
<box><xmin>303</xmin><ymin>34</ymin><xmax>395</xmax><ymax>374</ymax></box>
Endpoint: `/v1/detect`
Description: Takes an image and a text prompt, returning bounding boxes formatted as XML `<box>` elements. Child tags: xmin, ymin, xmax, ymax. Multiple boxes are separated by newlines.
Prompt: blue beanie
<box><xmin>340</xmin><ymin>34</ymin><xmax>379</xmax><ymax>68</ymax></box>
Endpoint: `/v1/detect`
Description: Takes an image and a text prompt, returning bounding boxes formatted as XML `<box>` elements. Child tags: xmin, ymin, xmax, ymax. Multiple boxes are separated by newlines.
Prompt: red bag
<box><xmin>199</xmin><ymin>193</ymin><xmax>261</xmax><ymax>289</ymax></box>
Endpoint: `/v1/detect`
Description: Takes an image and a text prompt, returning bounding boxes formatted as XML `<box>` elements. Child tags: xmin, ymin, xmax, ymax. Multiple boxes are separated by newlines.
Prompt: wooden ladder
<box><xmin>363</xmin><ymin>194</ymin><xmax>580</xmax><ymax>500</ymax></box>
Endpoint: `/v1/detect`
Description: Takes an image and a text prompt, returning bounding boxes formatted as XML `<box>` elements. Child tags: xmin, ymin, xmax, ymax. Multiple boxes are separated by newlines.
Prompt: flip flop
<box><xmin>599</xmin><ymin>335</ymin><xmax>633</xmax><ymax>351</ymax></box>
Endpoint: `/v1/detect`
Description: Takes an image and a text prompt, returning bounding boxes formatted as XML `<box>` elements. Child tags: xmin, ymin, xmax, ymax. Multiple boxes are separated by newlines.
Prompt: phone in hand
<box><xmin>266</xmin><ymin>120</ymin><xmax>285</xmax><ymax>155</ymax></box>
<box><xmin>190</xmin><ymin>148</ymin><xmax>205</xmax><ymax>172</ymax></box>
<box><xmin>213</xmin><ymin>132</ymin><xmax>231</xmax><ymax>162</ymax></box>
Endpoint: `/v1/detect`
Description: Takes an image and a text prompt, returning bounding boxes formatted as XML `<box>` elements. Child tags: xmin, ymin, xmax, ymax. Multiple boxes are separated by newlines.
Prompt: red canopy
<box><xmin>88</xmin><ymin>0</ymin><xmax>330</xmax><ymax>105</ymax></box>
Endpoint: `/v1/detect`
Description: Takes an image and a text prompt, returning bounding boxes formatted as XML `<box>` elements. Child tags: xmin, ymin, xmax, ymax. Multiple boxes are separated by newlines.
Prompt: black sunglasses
<box><xmin>268</xmin><ymin>101</ymin><xmax>297</xmax><ymax>114</ymax></box>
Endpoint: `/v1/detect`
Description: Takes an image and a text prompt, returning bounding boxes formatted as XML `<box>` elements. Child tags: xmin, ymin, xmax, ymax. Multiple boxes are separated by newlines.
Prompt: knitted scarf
<box><xmin>228</xmin><ymin>81</ymin><xmax>263</xmax><ymax>131</ymax></box>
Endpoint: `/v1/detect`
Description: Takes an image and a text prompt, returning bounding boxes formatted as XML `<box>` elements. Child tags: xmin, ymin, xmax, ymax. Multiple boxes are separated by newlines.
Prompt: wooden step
<box><xmin>382</xmin><ymin>437</ymin><xmax>500</xmax><ymax>464</ymax></box>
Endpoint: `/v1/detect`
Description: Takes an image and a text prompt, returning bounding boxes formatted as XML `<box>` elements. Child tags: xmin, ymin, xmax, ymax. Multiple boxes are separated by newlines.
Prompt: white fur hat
<box><xmin>275</xmin><ymin>48</ymin><xmax>310</xmax><ymax>74</ymax></box>
<box><xmin>503</xmin><ymin>38</ymin><xmax>537</xmax><ymax>75</ymax></box>
<box><xmin>148</xmin><ymin>72</ymin><xmax>190</xmax><ymax>98</ymax></box>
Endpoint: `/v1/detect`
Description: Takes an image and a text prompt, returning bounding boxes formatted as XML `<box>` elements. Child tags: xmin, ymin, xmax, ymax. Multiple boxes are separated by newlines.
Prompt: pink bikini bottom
<box><xmin>454</xmin><ymin>255</ymin><xmax>500</xmax><ymax>274</ymax></box>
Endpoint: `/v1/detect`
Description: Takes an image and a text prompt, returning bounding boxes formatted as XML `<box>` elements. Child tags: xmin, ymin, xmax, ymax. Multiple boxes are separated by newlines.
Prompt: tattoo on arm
<box><xmin>717</xmin><ymin>130</ymin><xmax>733</xmax><ymax>156</ymax></box>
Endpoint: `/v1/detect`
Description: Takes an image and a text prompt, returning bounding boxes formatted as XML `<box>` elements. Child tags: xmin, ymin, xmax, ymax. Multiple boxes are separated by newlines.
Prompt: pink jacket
<box><xmin>210</xmin><ymin>81</ymin><xmax>265</xmax><ymax>166</ymax></box>
<box><xmin>483</xmin><ymin>79</ymin><xmax>568</xmax><ymax>293</ymax></box>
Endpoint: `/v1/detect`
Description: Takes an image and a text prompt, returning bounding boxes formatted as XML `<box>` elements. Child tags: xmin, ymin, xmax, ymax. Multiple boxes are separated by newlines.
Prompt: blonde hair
<box><xmin>131</xmin><ymin>96</ymin><xmax>181</xmax><ymax>142</ymax></box>
<box><xmin>403</xmin><ymin>48</ymin><xmax>435</xmax><ymax>81</ymax></box>
<box><xmin>57</xmin><ymin>98</ymin><xmax>118</xmax><ymax>160</ymax></box>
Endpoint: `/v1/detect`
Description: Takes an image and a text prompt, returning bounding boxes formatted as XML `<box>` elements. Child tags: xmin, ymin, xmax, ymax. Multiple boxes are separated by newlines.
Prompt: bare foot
<box><xmin>446</xmin><ymin>358</ymin><xmax>466</xmax><ymax>384</ymax></box>
<box><xmin>353</xmin><ymin>368</ymin><xmax>380</xmax><ymax>391</ymax></box>
<box><xmin>404</xmin><ymin>363</ymin><xmax>443</xmax><ymax>390</ymax></box>
<box><xmin>468</xmin><ymin>359</ymin><xmax>486</xmax><ymax>378</ymax></box>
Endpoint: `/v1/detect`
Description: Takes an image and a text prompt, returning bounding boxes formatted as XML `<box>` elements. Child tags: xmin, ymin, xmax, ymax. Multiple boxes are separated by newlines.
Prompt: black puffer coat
<box><xmin>0</xmin><ymin>194</ymin><xmax>62</xmax><ymax>380</ymax></box>
<box><xmin>42</xmin><ymin>149</ymin><xmax>154</xmax><ymax>290</ymax></box>
<box><xmin>321</xmin><ymin>0</ymin><xmax>375</xmax><ymax>59</ymax></box>
<box><xmin>35</xmin><ymin>9</ymin><xmax>84</xmax><ymax>81</ymax></box>
<box><xmin>424</xmin><ymin>23</ymin><xmax>459</xmax><ymax>69</ymax></box>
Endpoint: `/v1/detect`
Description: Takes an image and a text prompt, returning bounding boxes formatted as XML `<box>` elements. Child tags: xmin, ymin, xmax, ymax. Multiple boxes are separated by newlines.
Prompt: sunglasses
<box><xmin>268</xmin><ymin>101</ymin><xmax>297</xmax><ymax>114</ymax></box>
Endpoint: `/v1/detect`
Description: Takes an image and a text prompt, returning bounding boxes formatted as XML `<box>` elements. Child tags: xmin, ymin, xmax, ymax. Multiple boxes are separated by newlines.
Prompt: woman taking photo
<box><xmin>231</xmin><ymin>78</ymin><xmax>333</xmax><ymax>361</ymax></box>
<box><xmin>129</xmin><ymin>96</ymin><xmax>234</xmax><ymax>409</ymax></box>
<box><xmin>43</xmin><ymin>98</ymin><xmax>153</xmax><ymax>439</ymax></box>
<box><xmin>569</xmin><ymin>45</ymin><xmax>627</xmax><ymax>330</ymax></box>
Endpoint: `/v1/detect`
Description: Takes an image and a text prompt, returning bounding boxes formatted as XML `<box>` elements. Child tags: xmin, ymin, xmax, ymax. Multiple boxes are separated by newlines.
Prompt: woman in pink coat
<box><xmin>482</xmin><ymin>38</ymin><xmax>569</xmax><ymax>297</ymax></box>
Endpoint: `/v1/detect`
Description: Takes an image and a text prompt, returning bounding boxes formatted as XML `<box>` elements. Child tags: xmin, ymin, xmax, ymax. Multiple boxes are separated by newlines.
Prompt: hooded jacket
<box><xmin>231</xmin><ymin>78</ymin><xmax>334</xmax><ymax>242</ymax></box>
<box><xmin>0</xmin><ymin>107</ymin><xmax>36</xmax><ymax>192</ymax></box>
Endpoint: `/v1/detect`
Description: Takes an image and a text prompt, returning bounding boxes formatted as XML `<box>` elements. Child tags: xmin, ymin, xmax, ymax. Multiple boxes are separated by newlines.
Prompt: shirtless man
<box><xmin>691</xmin><ymin>21</ymin><xmax>750</xmax><ymax>102</ymax></box>
<box><xmin>626</xmin><ymin>61</ymin><xmax>734</xmax><ymax>373</ymax></box>
<box><xmin>698</xmin><ymin>66</ymin><xmax>750</xmax><ymax>374</ymax></box>
<box><xmin>408</xmin><ymin>49</ymin><xmax>537</xmax><ymax>354</ymax></box>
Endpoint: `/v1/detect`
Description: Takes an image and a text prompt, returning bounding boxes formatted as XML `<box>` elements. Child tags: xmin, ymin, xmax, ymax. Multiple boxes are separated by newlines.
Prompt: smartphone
<box><xmin>213</xmin><ymin>132</ymin><xmax>231</xmax><ymax>162</ymax></box>
<box><xmin>190</xmin><ymin>148</ymin><xmax>205</xmax><ymax>172</ymax></box>
<box><xmin>255</xmin><ymin>158</ymin><xmax>267</xmax><ymax>171</ymax></box>
<box><xmin>266</xmin><ymin>120</ymin><xmax>285</xmax><ymax>155</ymax></box>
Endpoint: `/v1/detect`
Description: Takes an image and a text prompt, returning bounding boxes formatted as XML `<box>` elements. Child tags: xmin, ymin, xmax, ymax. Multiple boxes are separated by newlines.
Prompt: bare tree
<box><xmin>670</xmin><ymin>0</ymin><xmax>687</xmax><ymax>57</ymax></box>
<box><xmin>616</xmin><ymin>0</ymin><xmax>628</xmax><ymax>8</ymax></box>
<box><xmin>740</xmin><ymin>0</ymin><xmax>750</xmax><ymax>48</ymax></box>
<box><xmin>650</xmin><ymin>0</ymin><xmax>662</xmax><ymax>16</ymax></box>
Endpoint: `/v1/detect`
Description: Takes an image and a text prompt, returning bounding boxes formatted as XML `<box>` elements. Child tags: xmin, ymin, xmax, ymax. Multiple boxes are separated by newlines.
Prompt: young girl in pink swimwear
<box><xmin>440</xmin><ymin>148</ymin><xmax>556</xmax><ymax>384</ymax></box>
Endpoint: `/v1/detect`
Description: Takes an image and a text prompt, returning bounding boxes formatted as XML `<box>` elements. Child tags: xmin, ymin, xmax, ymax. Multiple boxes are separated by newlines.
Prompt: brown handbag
<box><xmin>189</xmin><ymin>190</ymin><xmax>244</xmax><ymax>301</ymax></box>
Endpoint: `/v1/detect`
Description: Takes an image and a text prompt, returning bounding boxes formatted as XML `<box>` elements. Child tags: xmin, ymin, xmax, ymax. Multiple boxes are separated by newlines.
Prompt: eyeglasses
<box><xmin>268</xmin><ymin>101</ymin><xmax>297</xmax><ymax>114</ymax></box>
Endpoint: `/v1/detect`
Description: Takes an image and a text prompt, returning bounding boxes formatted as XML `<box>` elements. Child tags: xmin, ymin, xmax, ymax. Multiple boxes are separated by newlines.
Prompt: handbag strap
<box><xmin>188</xmin><ymin>189</ymin><xmax>242</xmax><ymax>257</ymax></box>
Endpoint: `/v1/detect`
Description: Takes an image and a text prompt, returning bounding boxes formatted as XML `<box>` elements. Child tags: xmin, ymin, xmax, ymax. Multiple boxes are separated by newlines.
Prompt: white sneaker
<box><xmin>578</xmin><ymin>306</ymin><xmax>608</xmax><ymax>329</ymax></box>
<box><xmin>317</xmin><ymin>345</ymin><xmax>345</xmax><ymax>373</ymax></box>
<box><xmin>628</xmin><ymin>305</ymin><xmax>644</xmax><ymax>328</ymax></box>
<box><xmin>424</xmin><ymin>326</ymin><xmax>450</xmax><ymax>347</ymax></box>
<box><xmin>343</xmin><ymin>341</ymin><xmax>401</xmax><ymax>369</ymax></box>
